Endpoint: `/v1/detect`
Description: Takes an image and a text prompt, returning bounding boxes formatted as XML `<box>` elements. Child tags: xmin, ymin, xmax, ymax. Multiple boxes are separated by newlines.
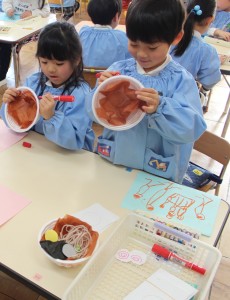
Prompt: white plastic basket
<box><xmin>62</xmin><ymin>213</ymin><xmax>222</xmax><ymax>300</ymax></box>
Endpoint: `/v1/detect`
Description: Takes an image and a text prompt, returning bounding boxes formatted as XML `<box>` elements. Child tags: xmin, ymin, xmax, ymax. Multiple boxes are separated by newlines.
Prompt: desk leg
<box><xmin>222</xmin><ymin>107</ymin><xmax>230</xmax><ymax>138</ymax></box>
<box><xmin>221</xmin><ymin>75</ymin><xmax>230</xmax><ymax>137</ymax></box>
<box><xmin>12</xmin><ymin>44</ymin><xmax>20</xmax><ymax>87</ymax></box>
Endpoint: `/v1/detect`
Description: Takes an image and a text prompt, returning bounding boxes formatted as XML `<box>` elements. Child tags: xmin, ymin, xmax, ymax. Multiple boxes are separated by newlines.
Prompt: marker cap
<box><xmin>152</xmin><ymin>244</ymin><xmax>170</xmax><ymax>259</ymax></box>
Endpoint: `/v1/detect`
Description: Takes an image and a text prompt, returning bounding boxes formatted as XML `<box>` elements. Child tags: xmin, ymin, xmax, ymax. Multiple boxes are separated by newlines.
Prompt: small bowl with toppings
<box><xmin>38</xmin><ymin>215</ymin><xmax>99</xmax><ymax>267</ymax></box>
<box><xmin>4</xmin><ymin>86</ymin><xmax>39</xmax><ymax>133</ymax></box>
<box><xmin>92</xmin><ymin>75</ymin><xmax>145</xmax><ymax>131</ymax></box>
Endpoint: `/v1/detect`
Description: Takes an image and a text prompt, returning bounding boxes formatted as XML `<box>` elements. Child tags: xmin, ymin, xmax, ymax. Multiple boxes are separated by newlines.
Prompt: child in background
<box><xmin>0</xmin><ymin>22</ymin><xmax>95</xmax><ymax>151</ymax></box>
<box><xmin>207</xmin><ymin>0</ymin><xmax>230</xmax><ymax>41</ymax></box>
<box><xmin>0</xmin><ymin>0</ymin><xmax>50</xmax><ymax>87</ymax></box>
<box><xmin>170</xmin><ymin>0</ymin><xmax>221</xmax><ymax>103</ymax></box>
<box><xmin>2</xmin><ymin>0</ymin><xmax>50</xmax><ymax>17</ymax></box>
<box><xmin>50</xmin><ymin>0</ymin><xmax>80</xmax><ymax>21</ymax></box>
<box><xmin>86</xmin><ymin>0</ymin><xmax>207</xmax><ymax>184</ymax></box>
<box><xmin>79</xmin><ymin>0</ymin><xmax>131</xmax><ymax>68</ymax></box>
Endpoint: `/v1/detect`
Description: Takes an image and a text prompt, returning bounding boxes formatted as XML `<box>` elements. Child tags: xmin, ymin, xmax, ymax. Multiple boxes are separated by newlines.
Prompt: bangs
<box><xmin>126</xmin><ymin>11</ymin><xmax>167</xmax><ymax>43</ymax></box>
<box><xmin>126</xmin><ymin>0</ymin><xmax>185</xmax><ymax>45</ymax></box>
<box><xmin>37</xmin><ymin>35</ymin><xmax>71</xmax><ymax>61</ymax></box>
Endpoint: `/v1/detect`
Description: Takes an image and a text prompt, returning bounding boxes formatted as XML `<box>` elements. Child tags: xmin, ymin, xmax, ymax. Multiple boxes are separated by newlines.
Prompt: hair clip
<box><xmin>191</xmin><ymin>5</ymin><xmax>202</xmax><ymax>16</ymax></box>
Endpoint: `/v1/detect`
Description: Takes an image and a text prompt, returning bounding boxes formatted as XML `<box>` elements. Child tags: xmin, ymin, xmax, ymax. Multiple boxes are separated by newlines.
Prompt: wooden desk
<box><xmin>0</xmin><ymin>131</ymin><xmax>229</xmax><ymax>299</ymax></box>
<box><xmin>0</xmin><ymin>13</ymin><xmax>56</xmax><ymax>86</ymax></box>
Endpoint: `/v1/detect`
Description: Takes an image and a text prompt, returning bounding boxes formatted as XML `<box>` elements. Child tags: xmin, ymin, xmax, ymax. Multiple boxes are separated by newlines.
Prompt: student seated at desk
<box><xmin>49</xmin><ymin>0</ymin><xmax>80</xmax><ymax>21</ymax></box>
<box><xmin>0</xmin><ymin>0</ymin><xmax>50</xmax><ymax>87</ymax></box>
<box><xmin>0</xmin><ymin>22</ymin><xmax>95</xmax><ymax>151</ymax></box>
<box><xmin>170</xmin><ymin>0</ymin><xmax>221</xmax><ymax>106</ymax></box>
<box><xmin>207</xmin><ymin>0</ymin><xmax>230</xmax><ymax>41</ymax></box>
<box><xmin>86</xmin><ymin>0</ymin><xmax>207</xmax><ymax>184</ymax></box>
<box><xmin>79</xmin><ymin>0</ymin><xmax>131</xmax><ymax>68</ymax></box>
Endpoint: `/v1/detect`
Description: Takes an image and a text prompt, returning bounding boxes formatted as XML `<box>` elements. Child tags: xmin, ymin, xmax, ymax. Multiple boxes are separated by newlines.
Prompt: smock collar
<box><xmin>136</xmin><ymin>54</ymin><xmax>172</xmax><ymax>75</ymax></box>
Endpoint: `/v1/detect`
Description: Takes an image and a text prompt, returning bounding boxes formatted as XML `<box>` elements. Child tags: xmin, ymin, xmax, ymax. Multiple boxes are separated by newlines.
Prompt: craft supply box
<box><xmin>62</xmin><ymin>213</ymin><xmax>222</xmax><ymax>300</ymax></box>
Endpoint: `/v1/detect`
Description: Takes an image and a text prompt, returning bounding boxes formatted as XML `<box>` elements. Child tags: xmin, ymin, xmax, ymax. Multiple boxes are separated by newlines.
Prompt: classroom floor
<box><xmin>0</xmin><ymin>7</ymin><xmax>229</xmax><ymax>300</ymax></box>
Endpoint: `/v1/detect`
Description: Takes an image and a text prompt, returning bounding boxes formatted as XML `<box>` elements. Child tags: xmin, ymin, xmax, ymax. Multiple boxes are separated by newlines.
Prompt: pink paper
<box><xmin>0</xmin><ymin>119</ymin><xmax>27</xmax><ymax>152</ymax></box>
<box><xmin>0</xmin><ymin>184</ymin><xmax>31</xmax><ymax>225</ymax></box>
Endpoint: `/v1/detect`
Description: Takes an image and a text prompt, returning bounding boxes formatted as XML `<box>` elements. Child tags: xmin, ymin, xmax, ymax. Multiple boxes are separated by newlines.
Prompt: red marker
<box><xmin>38</xmin><ymin>95</ymin><xmax>74</xmax><ymax>102</ymax></box>
<box><xmin>152</xmin><ymin>244</ymin><xmax>206</xmax><ymax>275</ymax></box>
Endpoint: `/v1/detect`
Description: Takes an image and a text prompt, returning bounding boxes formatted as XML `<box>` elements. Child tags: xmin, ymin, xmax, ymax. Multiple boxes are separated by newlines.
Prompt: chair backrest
<box><xmin>193</xmin><ymin>130</ymin><xmax>230</xmax><ymax>195</ymax></box>
<box><xmin>48</xmin><ymin>0</ymin><xmax>64</xmax><ymax>16</ymax></box>
<box><xmin>48</xmin><ymin>0</ymin><xmax>63</xmax><ymax>5</ymax></box>
<box><xmin>83</xmin><ymin>67</ymin><xmax>106</xmax><ymax>89</ymax></box>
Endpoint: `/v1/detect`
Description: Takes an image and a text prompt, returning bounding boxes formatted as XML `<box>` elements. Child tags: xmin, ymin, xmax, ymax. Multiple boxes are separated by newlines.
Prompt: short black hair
<box><xmin>126</xmin><ymin>0</ymin><xmax>185</xmax><ymax>44</ymax></box>
<box><xmin>87</xmin><ymin>0</ymin><xmax>122</xmax><ymax>25</ymax></box>
<box><xmin>36</xmin><ymin>22</ymin><xmax>84</xmax><ymax>94</ymax></box>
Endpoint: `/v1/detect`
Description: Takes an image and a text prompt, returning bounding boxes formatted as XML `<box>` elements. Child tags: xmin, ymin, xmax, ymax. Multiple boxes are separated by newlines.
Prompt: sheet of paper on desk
<box><xmin>0</xmin><ymin>13</ymin><xmax>20</xmax><ymax>22</ymax></box>
<box><xmin>73</xmin><ymin>203</ymin><xmax>119</xmax><ymax>233</ymax></box>
<box><xmin>124</xmin><ymin>268</ymin><xmax>198</xmax><ymax>300</ymax></box>
<box><xmin>0</xmin><ymin>184</ymin><xmax>31</xmax><ymax>226</ymax></box>
<box><xmin>15</xmin><ymin>15</ymin><xmax>42</xmax><ymax>27</ymax></box>
<box><xmin>122</xmin><ymin>172</ymin><xmax>221</xmax><ymax>236</ymax></box>
<box><xmin>0</xmin><ymin>26</ymin><xmax>12</xmax><ymax>34</ymax></box>
<box><xmin>0</xmin><ymin>120</ymin><xmax>27</xmax><ymax>152</ymax></box>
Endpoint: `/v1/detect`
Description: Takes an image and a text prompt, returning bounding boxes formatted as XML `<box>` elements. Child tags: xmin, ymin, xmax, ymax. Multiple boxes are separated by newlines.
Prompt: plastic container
<box><xmin>92</xmin><ymin>75</ymin><xmax>145</xmax><ymax>131</ymax></box>
<box><xmin>38</xmin><ymin>218</ymin><xmax>99</xmax><ymax>268</ymax></box>
<box><xmin>5</xmin><ymin>86</ymin><xmax>39</xmax><ymax>133</ymax></box>
<box><xmin>62</xmin><ymin>213</ymin><xmax>222</xmax><ymax>300</ymax></box>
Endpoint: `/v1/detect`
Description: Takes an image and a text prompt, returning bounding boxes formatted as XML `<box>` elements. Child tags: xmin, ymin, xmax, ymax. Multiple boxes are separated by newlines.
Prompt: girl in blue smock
<box><xmin>207</xmin><ymin>0</ymin><xmax>230</xmax><ymax>41</ymax></box>
<box><xmin>79</xmin><ymin>0</ymin><xmax>131</xmax><ymax>67</ymax></box>
<box><xmin>86</xmin><ymin>0</ymin><xmax>207</xmax><ymax>184</ymax></box>
<box><xmin>0</xmin><ymin>22</ymin><xmax>95</xmax><ymax>151</ymax></box>
<box><xmin>170</xmin><ymin>0</ymin><xmax>221</xmax><ymax>94</ymax></box>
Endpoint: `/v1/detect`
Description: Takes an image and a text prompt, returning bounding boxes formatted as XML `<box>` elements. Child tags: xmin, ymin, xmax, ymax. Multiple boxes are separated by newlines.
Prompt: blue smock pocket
<box><xmin>97</xmin><ymin>137</ymin><xmax>115</xmax><ymax>162</ymax></box>
<box><xmin>144</xmin><ymin>148</ymin><xmax>176</xmax><ymax>180</ymax></box>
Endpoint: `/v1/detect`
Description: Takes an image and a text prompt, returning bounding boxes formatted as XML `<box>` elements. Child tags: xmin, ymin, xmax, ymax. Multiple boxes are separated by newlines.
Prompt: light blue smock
<box><xmin>86</xmin><ymin>57</ymin><xmax>207</xmax><ymax>184</ymax></box>
<box><xmin>79</xmin><ymin>25</ymin><xmax>132</xmax><ymax>67</ymax></box>
<box><xmin>49</xmin><ymin>0</ymin><xmax>75</xmax><ymax>8</ymax></box>
<box><xmin>211</xmin><ymin>10</ymin><xmax>230</xmax><ymax>30</ymax></box>
<box><xmin>170</xmin><ymin>32</ymin><xmax>221</xmax><ymax>90</ymax></box>
<box><xmin>0</xmin><ymin>72</ymin><xmax>95</xmax><ymax>151</ymax></box>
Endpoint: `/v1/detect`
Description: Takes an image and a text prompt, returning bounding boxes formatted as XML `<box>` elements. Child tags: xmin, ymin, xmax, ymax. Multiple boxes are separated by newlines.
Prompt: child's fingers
<box><xmin>40</xmin><ymin>93</ymin><xmax>55</xmax><ymax>104</ymax></box>
<box><xmin>98</xmin><ymin>71</ymin><xmax>120</xmax><ymax>85</ymax></box>
<box><xmin>135</xmin><ymin>88</ymin><xmax>160</xmax><ymax>114</ymax></box>
<box><xmin>224</xmin><ymin>33</ymin><xmax>230</xmax><ymax>42</ymax></box>
<box><xmin>7</xmin><ymin>9</ymin><xmax>14</xmax><ymax>17</ymax></box>
<box><xmin>135</xmin><ymin>89</ymin><xmax>159</xmax><ymax>104</ymax></box>
<box><xmin>135</xmin><ymin>88</ymin><xmax>159</xmax><ymax>96</ymax></box>
<box><xmin>142</xmin><ymin>105</ymin><xmax>157</xmax><ymax>114</ymax></box>
<box><xmin>3</xmin><ymin>88</ymin><xmax>20</xmax><ymax>103</ymax></box>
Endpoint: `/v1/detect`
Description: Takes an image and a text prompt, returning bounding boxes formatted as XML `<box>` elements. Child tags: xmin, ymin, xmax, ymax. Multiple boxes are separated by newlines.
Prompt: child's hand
<box><xmin>135</xmin><ymin>88</ymin><xmax>160</xmax><ymax>114</ymax></box>
<box><xmin>20</xmin><ymin>11</ymin><xmax>32</xmax><ymax>19</ymax></box>
<box><xmin>214</xmin><ymin>29</ymin><xmax>230</xmax><ymax>41</ymax></box>
<box><xmin>219</xmin><ymin>54</ymin><xmax>228</xmax><ymax>64</ymax></box>
<box><xmin>98</xmin><ymin>71</ymin><xmax>120</xmax><ymax>85</ymax></box>
<box><xmin>7</xmin><ymin>9</ymin><xmax>14</xmax><ymax>17</ymax></box>
<box><xmin>2</xmin><ymin>88</ymin><xmax>20</xmax><ymax>103</ymax></box>
<box><xmin>39</xmin><ymin>93</ymin><xmax>55</xmax><ymax>120</ymax></box>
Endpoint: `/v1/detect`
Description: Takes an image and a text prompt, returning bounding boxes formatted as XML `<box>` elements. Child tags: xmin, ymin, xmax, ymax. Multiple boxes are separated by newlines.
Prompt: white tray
<box><xmin>62</xmin><ymin>213</ymin><xmax>222</xmax><ymax>300</ymax></box>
